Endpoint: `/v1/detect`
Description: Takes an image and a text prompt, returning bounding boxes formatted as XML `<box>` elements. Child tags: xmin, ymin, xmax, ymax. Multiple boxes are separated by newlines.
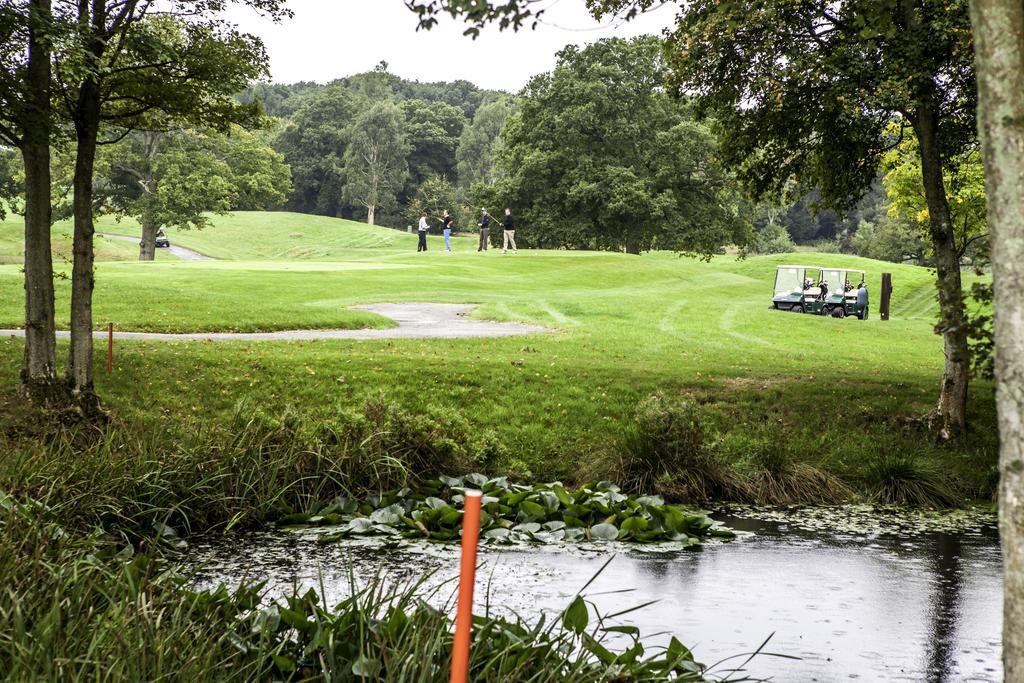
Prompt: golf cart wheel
<box><xmin>791</xmin><ymin>304</ymin><xmax>804</xmax><ymax>313</ymax></box>
<box><xmin>819</xmin><ymin>305</ymin><xmax>830</xmax><ymax>316</ymax></box>
<box><xmin>832</xmin><ymin>307</ymin><xmax>846</xmax><ymax>319</ymax></box>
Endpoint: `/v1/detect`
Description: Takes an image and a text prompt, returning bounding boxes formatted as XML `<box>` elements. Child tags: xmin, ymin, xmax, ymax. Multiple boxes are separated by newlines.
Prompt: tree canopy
<box><xmin>489</xmin><ymin>37</ymin><xmax>747</xmax><ymax>255</ymax></box>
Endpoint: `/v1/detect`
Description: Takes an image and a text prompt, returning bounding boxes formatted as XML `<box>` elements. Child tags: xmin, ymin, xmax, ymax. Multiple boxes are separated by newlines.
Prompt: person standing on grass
<box><xmin>502</xmin><ymin>208</ymin><xmax>517</xmax><ymax>254</ymax></box>
<box><xmin>477</xmin><ymin>208</ymin><xmax>491</xmax><ymax>252</ymax></box>
<box><xmin>442</xmin><ymin>210</ymin><xmax>454</xmax><ymax>253</ymax></box>
<box><xmin>417</xmin><ymin>212</ymin><xmax>429</xmax><ymax>252</ymax></box>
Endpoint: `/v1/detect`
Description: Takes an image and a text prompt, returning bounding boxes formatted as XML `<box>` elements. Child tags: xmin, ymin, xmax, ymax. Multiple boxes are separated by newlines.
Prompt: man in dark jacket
<box><xmin>502</xmin><ymin>208</ymin><xmax>517</xmax><ymax>254</ymax></box>
<box><xmin>477</xmin><ymin>208</ymin><xmax>491</xmax><ymax>252</ymax></box>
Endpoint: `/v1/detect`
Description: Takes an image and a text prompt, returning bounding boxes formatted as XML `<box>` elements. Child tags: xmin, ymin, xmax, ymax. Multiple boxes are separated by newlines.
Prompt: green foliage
<box><xmin>965</xmin><ymin>280</ymin><xmax>994</xmax><ymax>380</ymax></box>
<box><xmin>401</xmin><ymin>98</ymin><xmax>465</xmax><ymax>190</ymax></box>
<box><xmin>736</xmin><ymin>438</ymin><xmax>853</xmax><ymax>505</ymax></box>
<box><xmin>850</xmin><ymin>216</ymin><xmax>929</xmax><ymax>264</ymax></box>
<box><xmin>881</xmin><ymin>130</ymin><xmax>988</xmax><ymax>264</ymax></box>
<box><xmin>633</xmin><ymin>0</ymin><xmax>976</xmax><ymax>212</ymax></box>
<box><xmin>863</xmin><ymin>452</ymin><xmax>959</xmax><ymax>507</ymax></box>
<box><xmin>342</xmin><ymin>100</ymin><xmax>410</xmax><ymax>224</ymax></box>
<box><xmin>274</xmin><ymin>86</ymin><xmax>359</xmax><ymax>217</ymax></box>
<box><xmin>750</xmin><ymin>224</ymin><xmax>795</xmax><ymax>255</ymax></box>
<box><xmin>613</xmin><ymin>393</ymin><xmax>748</xmax><ymax>503</ymax></box>
<box><xmin>456</xmin><ymin>97</ymin><xmax>515</xmax><ymax>188</ymax></box>
<box><xmin>405</xmin><ymin>173</ymin><xmax>472</xmax><ymax>232</ymax></box>
<box><xmin>305</xmin><ymin>475</ymin><xmax>735</xmax><ymax>546</ymax></box>
<box><xmin>493</xmin><ymin>37</ymin><xmax>748</xmax><ymax>254</ymax></box>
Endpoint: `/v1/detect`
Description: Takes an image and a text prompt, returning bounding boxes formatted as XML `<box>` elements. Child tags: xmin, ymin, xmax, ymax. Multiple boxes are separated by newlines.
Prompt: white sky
<box><xmin>220</xmin><ymin>0</ymin><xmax>677</xmax><ymax>93</ymax></box>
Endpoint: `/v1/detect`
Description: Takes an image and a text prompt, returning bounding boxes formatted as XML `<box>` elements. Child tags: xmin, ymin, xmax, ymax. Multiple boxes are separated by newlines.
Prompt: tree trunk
<box><xmin>67</xmin><ymin>75</ymin><xmax>102</xmax><ymax>412</ymax></box>
<box><xmin>20</xmin><ymin>0</ymin><xmax>63</xmax><ymax>404</ymax></box>
<box><xmin>139</xmin><ymin>213</ymin><xmax>158</xmax><ymax>261</ymax></box>
<box><xmin>914</xmin><ymin>104</ymin><xmax>970</xmax><ymax>439</ymax></box>
<box><xmin>968</xmin><ymin>1</ymin><xmax>1024</xmax><ymax>678</ymax></box>
<box><xmin>367</xmin><ymin>204</ymin><xmax>376</xmax><ymax>225</ymax></box>
<box><xmin>625</xmin><ymin>228</ymin><xmax>641</xmax><ymax>255</ymax></box>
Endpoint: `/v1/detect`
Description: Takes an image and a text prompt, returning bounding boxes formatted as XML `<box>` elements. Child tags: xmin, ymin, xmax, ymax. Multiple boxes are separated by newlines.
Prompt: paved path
<box><xmin>0</xmin><ymin>303</ymin><xmax>552</xmax><ymax>341</ymax></box>
<box><xmin>98</xmin><ymin>233</ymin><xmax>214</xmax><ymax>261</ymax></box>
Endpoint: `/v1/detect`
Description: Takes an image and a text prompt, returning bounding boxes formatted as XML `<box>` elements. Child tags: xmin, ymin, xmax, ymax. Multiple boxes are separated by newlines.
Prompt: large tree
<box><xmin>101</xmin><ymin>126</ymin><xmax>291</xmax><ymax>259</ymax></box>
<box><xmin>490</xmin><ymin>37</ymin><xmax>746</xmax><ymax>255</ymax></box>
<box><xmin>968</xmin><ymin>0</ymin><xmax>1024</xmax><ymax>677</ymax></box>
<box><xmin>274</xmin><ymin>86</ymin><xmax>358</xmax><ymax>217</ymax></box>
<box><xmin>401</xmin><ymin>98</ymin><xmax>464</xmax><ymax>190</ymax></box>
<box><xmin>456</xmin><ymin>97</ymin><xmax>514</xmax><ymax>188</ymax></box>
<box><xmin>0</xmin><ymin>1</ymin><xmax>62</xmax><ymax>403</ymax></box>
<box><xmin>53</xmin><ymin>4</ymin><xmax>283</xmax><ymax>408</ymax></box>
<box><xmin>343</xmin><ymin>100</ymin><xmax>410</xmax><ymax>226</ymax></box>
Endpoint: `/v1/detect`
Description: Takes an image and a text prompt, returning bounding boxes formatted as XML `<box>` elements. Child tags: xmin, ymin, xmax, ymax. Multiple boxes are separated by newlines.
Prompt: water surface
<box><xmin>186</xmin><ymin>507</ymin><xmax>1001</xmax><ymax>682</ymax></box>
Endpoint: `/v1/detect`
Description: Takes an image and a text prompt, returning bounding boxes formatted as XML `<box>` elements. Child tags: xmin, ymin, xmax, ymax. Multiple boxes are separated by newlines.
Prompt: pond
<box><xmin>185</xmin><ymin>506</ymin><xmax>1001</xmax><ymax>682</ymax></box>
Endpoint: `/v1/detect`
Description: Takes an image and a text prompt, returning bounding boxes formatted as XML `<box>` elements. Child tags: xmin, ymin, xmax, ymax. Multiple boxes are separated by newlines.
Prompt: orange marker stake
<box><xmin>106</xmin><ymin>322</ymin><xmax>113</xmax><ymax>375</ymax></box>
<box><xmin>450</xmin><ymin>490</ymin><xmax>483</xmax><ymax>683</ymax></box>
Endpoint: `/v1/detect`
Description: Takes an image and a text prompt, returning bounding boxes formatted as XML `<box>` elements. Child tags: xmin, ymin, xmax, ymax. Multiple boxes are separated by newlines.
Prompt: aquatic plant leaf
<box><xmin>552</xmin><ymin>484</ymin><xmax>574</xmax><ymax>506</ymax></box>
<box><xmin>484</xmin><ymin>528</ymin><xmax>511</xmax><ymax>541</ymax></box>
<box><xmin>347</xmin><ymin>518</ymin><xmax>374</xmax><ymax>533</ymax></box>
<box><xmin>464</xmin><ymin>473</ymin><xmax>488</xmax><ymax>488</ymax></box>
<box><xmin>562</xmin><ymin>595</ymin><xmax>588</xmax><ymax>634</ymax></box>
<box><xmin>590</xmin><ymin>523</ymin><xmax>618</xmax><ymax>540</ymax></box>
<box><xmin>620</xmin><ymin>516</ymin><xmax>649</xmax><ymax>533</ymax></box>
<box><xmin>519</xmin><ymin>500</ymin><xmax>547</xmax><ymax>519</ymax></box>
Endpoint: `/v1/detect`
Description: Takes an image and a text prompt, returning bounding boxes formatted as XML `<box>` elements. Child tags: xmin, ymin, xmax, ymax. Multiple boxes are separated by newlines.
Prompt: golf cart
<box><xmin>155</xmin><ymin>229</ymin><xmax>170</xmax><ymax>249</ymax></box>
<box><xmin>771</xmin><ymin>265</ymin><xmax>869</xmax><ymax>319</ymax></box>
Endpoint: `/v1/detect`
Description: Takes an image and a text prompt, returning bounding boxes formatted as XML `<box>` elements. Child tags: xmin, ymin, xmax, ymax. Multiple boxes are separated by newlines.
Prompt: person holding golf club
<box><xmin>477</xmin><ymin>208</ymin><xmax>491</xmax><ymax>252</ymax></box>
<box><xmin>442</xmin><ymin>209</ymin><xmax>454</xmax><ymax>253</ymax></box>
<box><xmin>502</xmin><ymin>208</ymin><xmax>516</xmax><ymax>254</ymax></box>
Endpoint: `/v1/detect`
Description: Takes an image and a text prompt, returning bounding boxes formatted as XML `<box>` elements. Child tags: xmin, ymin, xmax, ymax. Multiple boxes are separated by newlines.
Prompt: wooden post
<box><xmin>106</xmin><ymin>322</ymin><xmax>113</xmax><ymax>374</ymax></box>
<box><xmin>880</xmin><ymin>273</ymin><xmax>892</xmax><ymax>321</ymax></box>
<box><xmin>450</xmin><ymin>490</ymin><xmax>482</xmax><ymax>683</ymax></box>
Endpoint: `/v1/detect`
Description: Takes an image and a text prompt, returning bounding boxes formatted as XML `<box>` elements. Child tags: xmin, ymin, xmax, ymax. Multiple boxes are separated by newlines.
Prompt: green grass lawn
<box><xmin>0</xmin><ymin>214</ymin><xmax>181</xmax><ymax>264</ymax></box>
<box><xmin>94</xmin><ymin>210</ymin><xmax>419</xmax><ymax>259</ymax></box>
<box><xmin>0</xmin><ymin>211</ymin><xmax>998</xmax><ymax>502</ymax></box>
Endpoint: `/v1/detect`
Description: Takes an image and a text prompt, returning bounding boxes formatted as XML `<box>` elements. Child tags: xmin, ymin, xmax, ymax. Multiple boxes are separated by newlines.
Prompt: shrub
<box><xmin>742</xmin><ymin>439</ymin><xmax>852</xmax><ymax>505</ymax></box>
<box><xmin>863</xmin><ymin>453</ymin><xmax>959</xmax><ymax>507</ymax></box>
<box><xmin>612</xmin><ymin>393</ymin><xmax>748</xmax><ymax>502</ymax></box>
<box><xmin>750</xmin><ymin>224</ymin><xmax>795</xmax><ymax>254</ymax></box>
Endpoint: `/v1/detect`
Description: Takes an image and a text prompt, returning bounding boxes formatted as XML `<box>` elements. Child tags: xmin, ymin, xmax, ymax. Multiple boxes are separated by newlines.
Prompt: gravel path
<box><xmin>98</xmin><ymin>233</ymin><xmax>214</xmax><ymax>261</ymax></box>
<box><xmin>0</xmin><ymin>303</ymin><xmax>552</xmax><ymax>341</ymax></box>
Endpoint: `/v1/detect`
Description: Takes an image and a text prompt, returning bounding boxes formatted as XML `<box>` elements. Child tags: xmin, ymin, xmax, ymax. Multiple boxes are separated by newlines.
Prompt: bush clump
<box><xmin>742</xmin><ymin>438</ymin><xmax>853</xmax><ymax>505</ymax></box>
<box><xmin>613</xmin><ymin>393</ymin><xmax>748</xmax><ymax>503</ymax></box>
<box><xmin>863</xmin><ymin>452</ymin><xmax>959</xmax><ymax>507</ymax></box>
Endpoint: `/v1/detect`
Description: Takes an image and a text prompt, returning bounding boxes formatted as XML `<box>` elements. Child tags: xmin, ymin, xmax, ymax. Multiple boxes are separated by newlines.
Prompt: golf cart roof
<box><xmin>776</xmin><ymin>265</ymin><xmax>866</xmax><ymax>275</ymax></box>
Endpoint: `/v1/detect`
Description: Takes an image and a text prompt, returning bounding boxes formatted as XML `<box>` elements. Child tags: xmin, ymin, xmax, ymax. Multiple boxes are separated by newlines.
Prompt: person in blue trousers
<box><xmin>442</xmin><ymin>210</ymin><xmax>454</xmax><ymax>253</ymax></box>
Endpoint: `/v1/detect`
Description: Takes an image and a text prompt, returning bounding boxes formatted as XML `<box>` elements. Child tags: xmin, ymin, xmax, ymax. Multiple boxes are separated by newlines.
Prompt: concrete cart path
<box><xmin>0</xmin><ymin>303</ymin><xmax>553</xmax><ymax>341</ymax></box>
<box><xmin>97</xmin><ymin>233</ymin><xmax>214</xmax><ymax>261</ymax></box>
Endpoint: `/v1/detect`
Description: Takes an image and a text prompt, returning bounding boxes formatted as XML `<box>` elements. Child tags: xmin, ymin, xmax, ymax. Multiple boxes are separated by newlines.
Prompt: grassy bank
<box><xmin>0</xmin><ymin>408</ymin><xmax>732</xmax><ymax>682</ymax></box>
<box><xmin>0</xmin><ymin>211</ymin><xmax>999</xmax><ymax>502</ymax></box>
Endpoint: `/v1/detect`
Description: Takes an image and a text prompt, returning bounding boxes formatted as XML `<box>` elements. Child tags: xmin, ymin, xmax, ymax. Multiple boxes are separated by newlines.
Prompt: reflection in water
<box><xmin>926</xmin><ymin>534</ymin><xmax>962</xmax><ymax>683</ymax></box>
<box><xmin>185</xmin><ymin>509</ymin><xmax>1002</xmax><ymax>683</ymax></box>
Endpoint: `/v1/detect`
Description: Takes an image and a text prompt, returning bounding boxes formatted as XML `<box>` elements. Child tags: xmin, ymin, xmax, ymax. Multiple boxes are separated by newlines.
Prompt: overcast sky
<box><xmin>220</xmin><ymin>0</ymin><xmax>676</xmax><ymax>93</ymax></box>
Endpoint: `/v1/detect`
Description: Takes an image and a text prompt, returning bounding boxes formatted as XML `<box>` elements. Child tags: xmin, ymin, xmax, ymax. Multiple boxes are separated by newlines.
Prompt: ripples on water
<box><xmin>185</xmin><ymin>506</ymin><xmax>1001</xmax><ymax>682</ymax></box>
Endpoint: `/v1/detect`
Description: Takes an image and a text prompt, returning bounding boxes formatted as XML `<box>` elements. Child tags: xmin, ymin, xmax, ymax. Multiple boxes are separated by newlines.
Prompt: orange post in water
<box><xmin>450</xmin><ymin>490</ymin><xmax>482</xmax><ymax>683</ymax></box>
<box><xmin>106</xmin><ymin>322</ymin><xmax>113</xmax><ymax>375</ymax></box>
